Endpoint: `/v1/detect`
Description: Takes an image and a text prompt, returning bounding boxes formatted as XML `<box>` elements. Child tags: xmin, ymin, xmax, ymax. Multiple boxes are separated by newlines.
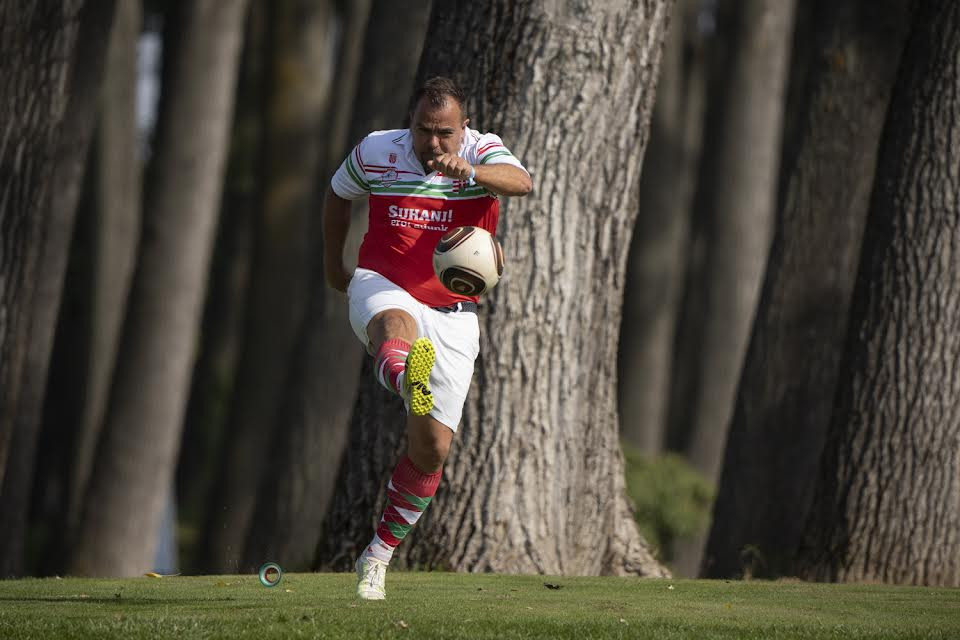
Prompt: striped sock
<box><xmin>362</xmin><ymin>456</ymin><xmax>441</xmax><ymax>564</ymax></box>
<box><xmin>374</xmin><ymin>338</ymin><xmax>410</xmax><ymax>396</ymax></box>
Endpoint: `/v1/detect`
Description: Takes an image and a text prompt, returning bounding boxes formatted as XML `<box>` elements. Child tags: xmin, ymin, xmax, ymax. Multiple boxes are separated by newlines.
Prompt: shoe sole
<box><xmin>405</xmin><ymin>337</ymin><xmax>435</xmax><ymax>416</ymax></box>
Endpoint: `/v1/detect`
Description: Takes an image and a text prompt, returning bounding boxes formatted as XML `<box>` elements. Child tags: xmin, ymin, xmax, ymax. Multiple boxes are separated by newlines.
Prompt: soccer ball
<box><xmin>433</xmin><ymin>226</ymin><xmax>504</xmax><ymax>296</ymax></box>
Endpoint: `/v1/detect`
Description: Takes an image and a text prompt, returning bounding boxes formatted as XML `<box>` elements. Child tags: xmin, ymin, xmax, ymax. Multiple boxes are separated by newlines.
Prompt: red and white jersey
<box><xmin>331</xmin><ymin>127</ymin><xmax>527</xmax><ymax>307</ymax></box>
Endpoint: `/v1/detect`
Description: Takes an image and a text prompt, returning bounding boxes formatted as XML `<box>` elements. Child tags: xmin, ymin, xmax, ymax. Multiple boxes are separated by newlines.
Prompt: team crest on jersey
<box><xmin>388</xmin><ymin>152</ymin><xmax>397</xmax><ymax>164</ymax></box>
<box><xmin>380</xmin><ymin>169</ymin><xmax>398</xmax><ymax>185</ymax></box>
<box><xmin>452</xmin><ymin>178</ymin><xmax>468</xmax><ymax>193</ymax></box>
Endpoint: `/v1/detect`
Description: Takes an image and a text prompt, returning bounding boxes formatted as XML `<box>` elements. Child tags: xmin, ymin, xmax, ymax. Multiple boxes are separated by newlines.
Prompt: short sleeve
<box><xmin>330</xmin><ymin>138</ymin><xmax>371</xmax><ymax>200</ymax></box>
<box><xmin>471</xmin><ymin>132</ymin><xmax>528</xmax><ymax>174</ymax></box>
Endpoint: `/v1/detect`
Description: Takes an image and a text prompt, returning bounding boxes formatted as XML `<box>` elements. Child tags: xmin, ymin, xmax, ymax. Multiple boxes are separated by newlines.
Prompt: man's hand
<box><xmin>325</xmin><ymin>262</ymin><xmax>353</xmax><ymax>293</ymax></box>
<box><xmin>426</xmin><ymin>153</ymin><xmax>473</xmax><ymax>180</ymax></box>
<box><xmin>322</xmin><ymin>187</ymin><xmax>354</xmax><ymax>292</ymax></box>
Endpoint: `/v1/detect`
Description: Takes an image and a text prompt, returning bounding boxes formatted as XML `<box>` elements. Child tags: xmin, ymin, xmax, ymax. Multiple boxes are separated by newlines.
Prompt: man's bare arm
<box><xmin>322</xmin><ymin>187</ymin><xmax>353</xmax><ymax>292</ymax></box>
<box><xmin>473</xmin><ymin>163</ymin><xmax>532</xmax><ymax>197</ymax></box>
<box><xmin>427</xmin><ymin>153</ymin><xmax>532</xmax><ymax>197</ymax></box>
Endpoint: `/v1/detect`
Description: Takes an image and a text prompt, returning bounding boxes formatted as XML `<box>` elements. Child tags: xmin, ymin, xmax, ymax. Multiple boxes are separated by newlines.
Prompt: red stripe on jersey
<box><xmin>354</xmin><ymin>146</ymin><xmax>367</xmax><ymax>172</ymax></box>
<box><xmin>477</xmin><ymin>141</ymin><xmax>503</xmax><ymax>155</ymax></box>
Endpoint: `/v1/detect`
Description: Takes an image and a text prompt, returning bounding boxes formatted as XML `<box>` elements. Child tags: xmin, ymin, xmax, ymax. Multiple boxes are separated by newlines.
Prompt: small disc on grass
<box><xmin>258</xmin><ymin>562</ymin><xmax>283</xmax><ymax>587</ymax></box>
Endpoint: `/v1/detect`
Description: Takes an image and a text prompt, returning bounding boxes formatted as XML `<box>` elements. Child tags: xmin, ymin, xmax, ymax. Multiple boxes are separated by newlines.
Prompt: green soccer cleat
<box><xmin>355</xmin><ymin>556</ymin><xmax>387</xmax><ymax>600</ymax></box>
<box><xmin>404</xmin><ymin>337</ymin><xmax>435</xmax><ymax>416</ymax></box>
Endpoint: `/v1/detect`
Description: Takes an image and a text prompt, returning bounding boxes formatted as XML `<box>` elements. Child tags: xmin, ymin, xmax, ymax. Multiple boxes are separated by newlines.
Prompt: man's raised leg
<box><xmin>367</xmin><ymin>309</ymin><xmax>435</xmax><ymax>415</ymax></box>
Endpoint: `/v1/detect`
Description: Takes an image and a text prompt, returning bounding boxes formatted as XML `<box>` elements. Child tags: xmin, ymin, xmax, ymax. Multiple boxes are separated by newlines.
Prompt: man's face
<box><xmin>410</xmin><ymin>98</ymin><xmax>469</xmax><ymax>170</ymax></box>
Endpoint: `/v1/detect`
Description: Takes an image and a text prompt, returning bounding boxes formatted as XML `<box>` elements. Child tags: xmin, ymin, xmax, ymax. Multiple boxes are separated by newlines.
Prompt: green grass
<box><xmin>0</xmin><ymin>573</ymin><xmax>957</xmax><ymax>639</ymax></box>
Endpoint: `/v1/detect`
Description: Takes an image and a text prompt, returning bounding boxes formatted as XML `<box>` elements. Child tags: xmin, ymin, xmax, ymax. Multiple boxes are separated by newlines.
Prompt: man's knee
<box><xmin>407</xmin><ymin>416</ymin><xmax>453</xmax><ymax>472</ymax></box>
<box><xmin>367</xmin><ymin>309</ymin><xmax>418</xmax><ymax>351</ymax></box>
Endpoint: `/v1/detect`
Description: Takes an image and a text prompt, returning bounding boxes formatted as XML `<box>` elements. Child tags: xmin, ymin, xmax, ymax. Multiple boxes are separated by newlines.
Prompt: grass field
<box><xmin>1</xmin><ymin>572</ymin><xmax>957</xmax><ymax>639</ymax></box>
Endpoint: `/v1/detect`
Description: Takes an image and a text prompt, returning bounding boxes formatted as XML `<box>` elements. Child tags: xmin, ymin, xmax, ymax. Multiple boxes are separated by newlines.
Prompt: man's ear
<box><xmin>462</xmin><ymin>118</ymin><xmax>471</xmax><ymax>129</ymax></box>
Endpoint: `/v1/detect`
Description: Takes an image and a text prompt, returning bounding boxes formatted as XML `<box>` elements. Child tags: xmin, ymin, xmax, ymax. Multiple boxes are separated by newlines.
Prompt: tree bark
<box><xmin>65</xmin><ymin>0</ymin><xmax>142</xmax><ymax>539</ymax></box>
<box><xmin>347</xmin><ymin>0</ymin><xmax>433</xmax><ymax>141</ymax></box>
<box><xmin>70</xmin><ymin>0</ymin><xmax>248</xmax><ymax>577</ymax></box>
<box><xmin>683</xmin><ymin>0</ymin><xmax>797</xmax><ymax>485</ymax></box>
<box><xmin>668</xmin><ymin>0</ymin><xmax>796</xmax><ymax>578</ymax></box>
<box><xmin>176</xmin><ymin>2</ymin><xmax>264</xmax><ymax>570</ymax></box>
<box><xmin>618</xmin><ymin>0</ymin><xmax>706</xmax><ymax>452</ymax></box>
<box><xmin>199</xmin><ymin>0</ymin><xmax>335</xmax><ymax>573</ymax></box>
<box><xmin>0</xmin><ymin>0</ymin><xmax>115</xmax><ymax>578</ymax></box>
<box><xmin>242</xmin><ymin>0</ymin><xmax>430</xmax><ymax>571</ymax></box>
<box><xmin>702</xmin><ymin>0</ymin><xmax>914</xmax><ymax>579</ymax></box>
<box><xmin>316</xmin><ymin>0</ymin><xmax>671</xmax><ymax>577</ymax></box>
<box><xmin>0</xmin><ymin>0</ymin><xmax>84</xmax><ymax>493</ymax></box>
<box><xmin>799</xmin><ymin>0</ymin><xmax>960</xmax><ymax>587</ymax></box>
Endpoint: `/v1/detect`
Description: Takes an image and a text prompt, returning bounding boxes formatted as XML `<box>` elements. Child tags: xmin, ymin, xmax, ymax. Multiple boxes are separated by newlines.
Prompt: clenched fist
<box><xmin>426</xmin><ymin>153</ymin><xmax>473</xmax><ymax>180</ymax></box>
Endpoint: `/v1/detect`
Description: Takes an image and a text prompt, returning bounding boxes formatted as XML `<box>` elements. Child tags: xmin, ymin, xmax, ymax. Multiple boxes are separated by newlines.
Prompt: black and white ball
<box><xmin>433</xmin><ymin>226</ymin><xmax>504</xmax><ymax>296</ymax></box>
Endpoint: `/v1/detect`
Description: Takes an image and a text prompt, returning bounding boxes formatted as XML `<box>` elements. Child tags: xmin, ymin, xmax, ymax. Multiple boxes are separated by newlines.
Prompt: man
<box><xmin>323</xmin><ymin>76</ymin><xmax>531</xmax><ymax>600</ymax></box>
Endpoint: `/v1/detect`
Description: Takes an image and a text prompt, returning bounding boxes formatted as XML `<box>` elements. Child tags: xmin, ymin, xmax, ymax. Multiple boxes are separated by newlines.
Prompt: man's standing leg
<box><xmin>356</xmin><ymin>415</ymin><xmax>453</xmax><ymax>600</ymax></box>
<box><xmin>356</xmin><ymin>308</ymin><xmax>453</xmax><ymax>600</ymax></box>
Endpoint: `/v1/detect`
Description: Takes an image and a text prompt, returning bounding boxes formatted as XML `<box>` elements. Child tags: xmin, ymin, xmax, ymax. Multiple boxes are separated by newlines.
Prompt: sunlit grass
<box><xmin>0</xmin><ymin>572</ymin><xmax>957</xmax><ymax>639</ymax></box>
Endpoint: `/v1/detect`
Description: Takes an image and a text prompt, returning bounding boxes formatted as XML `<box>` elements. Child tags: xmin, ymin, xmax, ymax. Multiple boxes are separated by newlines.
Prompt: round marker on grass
<box><xmin>258</xmin><ymin>562</ymin><xmax>282</xmax><ymax>587</ymax></box>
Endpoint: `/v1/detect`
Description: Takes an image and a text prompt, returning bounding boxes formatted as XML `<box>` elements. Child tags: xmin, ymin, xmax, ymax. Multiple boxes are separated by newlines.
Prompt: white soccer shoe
<box><xmin>355</xmin><ymin>556</ymin><xmax>387</xmax><ymax>600</ymax></box>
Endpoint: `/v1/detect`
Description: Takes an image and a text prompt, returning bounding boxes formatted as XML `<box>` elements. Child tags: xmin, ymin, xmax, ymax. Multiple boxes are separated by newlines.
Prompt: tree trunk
<box><xmin>669</xmin><ymin>0</ymin><xmax>796</xmax><ymax>578</ymax></box>
<box><xmin>26</xmin><ymin>158</ymin><xmax>97</xmax><ymax>577</ymax></box>
<box><xmin>242</xmin><ymin>0</ymin><xmax>430</xmax><ymax>571</ymax></box>
<box><xmin>702</xmin><ymin>0</ymin><xmax>914</xmax><ymax>579</ymax></box>
<box><xmin>0</xmin><ymin>0</ymin><xmax>84</xmax><ymax>493</ymax></box>
<box><xmin>317</xmin><ymin>0</ymin><xmax>373</xmax><ymax>186</ymax></box>
<box><xmin>347</xmin><ymin>0</ymin><xmax>433</xmax><ymax>140</ymax></box>
<box><xmin>65</xmin><ymin>0</ymin><xmax>142</xmax><ymax>539</ymax></box>
<box><xmin>0</xmin><ymin>0</ymin><xmax>115</xmax><ymax>578</ymax></box>
<box><xmin>316</xmin><ymin>0</ymin><xmax>671</xmax><ymax>577</ymax></box>
<box><xmin>618</xmin><ymin>0</ymin><xmax>706</xmax><ymax>452</ymax></box>
<box><xmin>70</xmin><ymin>0</ymin><xmax>248</xmax><ymax>577</ymax></box>
<box><xmin>684</xmin><ymin>0</ymin><xmax>796</xmax><ymax>485</ymax></box>
<box><xmin>199</xmin><ymin>0</ymin><xmax>335</xmax><ymax>573</ymax></box>
<box><xmin>799</xmin><ymin>0</ymin><xmax>960</xmax><ymax>587</ymax></box>
<box><xmin>176</xmin><ymin>2</ymin><xmax>264</xmax><ymax>571</ymax></box>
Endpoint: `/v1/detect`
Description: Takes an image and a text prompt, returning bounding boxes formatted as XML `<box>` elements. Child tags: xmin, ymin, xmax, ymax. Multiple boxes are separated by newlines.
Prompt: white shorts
<box><xmin>347</xmin><ymin>268</ymin><xmax>480</xmax><ymax>431</ymax></box>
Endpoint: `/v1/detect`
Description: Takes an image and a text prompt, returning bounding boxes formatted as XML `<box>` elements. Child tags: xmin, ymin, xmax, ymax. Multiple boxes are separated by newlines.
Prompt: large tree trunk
<box><xmin>347</xmin><ymin>0</ymin><xmax>433</xmax><ymax>140</ymax></box>
<box><xmin>670</xmin><ymin>0</ymin><xmax>796</xmax><ymax>578</ymax></box>
<box><xmin>798</xmin><ymin>0</ymin><xmax>960</xmax><ymax>588</ymax></box>
<box><xmin>702</xmin><ymin>0</ymin><xmax>914</xmax><ymax>580</ymax></box>
<box><xmin>316</xmin><ymin>0</ymin><xmax>671</xmax><ymax>577</ymax></box>
<box><xmin>684</xmin><ymin>0</ymin><xmax>796</xmax><ymax>485</ymax></box>
<box><xmin>69</xmin><ymin>0</ymin><xmax>248</xmax><ymax>577</ymax></box>
<box><xmin>242</xmin><ymin>0</ymin><xmax>430</xmax><ymax>571</ymax></box>
<box><xmin>200</xmin><ymin>0</ymin><xmax>334</xmax><ymax>574</ymax></box>
<box><xmin>0</xmin><ymin>0</ymin><xmax>115</xmax><ymax>578</ymax></box>
<box><xmin>317</xmin><ymin>0</ymin><xmax>373</xmax><ymax>186</ymax></box>
<box><xmin>618</xmin><ymin>0</ymin><xmax>706</xmax><ymax>452</ymax></box>
<box><xmin>176</xmin><ymin>2</ymin><xmax>264</xmax><ymax>571</ymax></box>
<box><xmin>0</xmin><ymin>0</ymin><xmax>83</xmax><ymax>493</ymax></box>
<box><xmin>66</xmin><ymin>0</ymin><xmax>142</xmax><ymax>539</ymax></box>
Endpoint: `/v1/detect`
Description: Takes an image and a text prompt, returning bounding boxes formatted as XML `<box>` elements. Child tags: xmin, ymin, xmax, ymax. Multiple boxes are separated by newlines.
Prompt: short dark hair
<box><xmin>412</xmin><ymin>76</ymin><xmax>468</xmax><ymax>117</ymax></box>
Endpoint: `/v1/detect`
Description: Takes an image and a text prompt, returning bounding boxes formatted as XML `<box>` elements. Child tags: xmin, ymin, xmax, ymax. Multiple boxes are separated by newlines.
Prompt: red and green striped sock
<box><xmin>374</xmin><ymin>338</ymin><xmax>409</xmax><ymax>396</ymax></box>
<box><xmin>362</xmin><ymin>455</ymin><xmax>441</xmax><ymax>564</ymax></box>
